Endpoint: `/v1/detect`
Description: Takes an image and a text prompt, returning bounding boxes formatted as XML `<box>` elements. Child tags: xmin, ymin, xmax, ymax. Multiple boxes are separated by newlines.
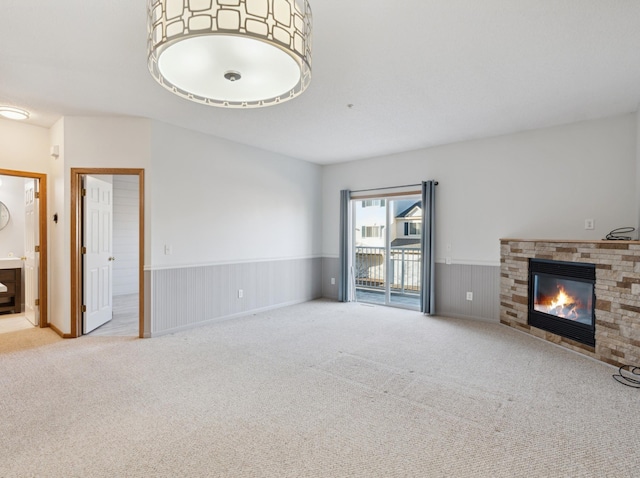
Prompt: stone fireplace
<box><xmin>501</xmin><ymin>239</ymin><xmax>640</xmax><ymax>367</ymax></box>
<box><xmin>528</xmin><ymin>258</ymin><xmax>596</xmax><ymax>347</ymax></box>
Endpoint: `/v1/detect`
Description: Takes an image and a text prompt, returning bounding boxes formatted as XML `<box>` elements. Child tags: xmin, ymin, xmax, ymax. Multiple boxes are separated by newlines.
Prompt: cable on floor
<box><xmin>613</xmin><ymin>364</ymin><xmax>640</xmax><ymax>388</ymax></box>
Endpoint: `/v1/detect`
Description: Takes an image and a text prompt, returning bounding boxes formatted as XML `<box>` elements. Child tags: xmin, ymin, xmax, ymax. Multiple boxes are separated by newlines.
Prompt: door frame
<box><xmin>351</xmin><ymin>193</ymin><xmax>422</xmax><ymax>310</ymax></box>
<box><xmin>0</xmin><ymin>168</ymin><xmax>48</xmax><ymax>328</ymax></box>
<box><xmin>71</xmin><ymin>168</ymin><xmax>145</xmax><ymax>338</ymax></box>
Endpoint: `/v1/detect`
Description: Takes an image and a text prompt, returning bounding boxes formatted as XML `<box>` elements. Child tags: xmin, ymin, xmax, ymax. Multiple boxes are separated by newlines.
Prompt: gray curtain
<box><xmin>338</xmin><ymin>189</ymin><xmax>351</xmax><ymax>302</ymax></box>
<box><xmin>420</xmin><ymin>181</ymin><xmax>437</xmax><ymax>314</ymax></box>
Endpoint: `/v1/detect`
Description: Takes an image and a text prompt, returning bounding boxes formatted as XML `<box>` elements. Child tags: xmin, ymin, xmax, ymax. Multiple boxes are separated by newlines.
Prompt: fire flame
<box><xmin>538</xmin><ymin>286</ymin><xmax>580</xmax><ymax>320</ymax></box>
<box><xmin>550</xmin><ymin>288</ymin><xmax>571</xmax><ymax>310</ymax></box>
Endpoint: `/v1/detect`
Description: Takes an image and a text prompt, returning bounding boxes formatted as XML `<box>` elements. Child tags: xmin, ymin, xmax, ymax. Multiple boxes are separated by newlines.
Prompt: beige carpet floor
<box><xmin>0</xmin><ymin>299</ymin><xmax>638</xmax><ymax>477</ymax></box>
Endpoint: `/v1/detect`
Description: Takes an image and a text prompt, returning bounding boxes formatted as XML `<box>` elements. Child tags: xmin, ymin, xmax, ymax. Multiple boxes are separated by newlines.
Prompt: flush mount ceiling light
<box><xmin>147</xmin><ymin>0</ymin><xmax>312</xmax><ymax>108</ymax></box>
<box><xmin>0</xmin><ymin>106</ymin><xmax>30</xmax><ymax>120</ymax></box>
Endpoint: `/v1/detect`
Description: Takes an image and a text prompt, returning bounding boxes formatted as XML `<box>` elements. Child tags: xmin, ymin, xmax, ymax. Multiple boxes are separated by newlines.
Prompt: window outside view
<box><xmin>354</xmin><ymin>197</ymin><xmax>422</xmax><ymax>309</ymax></box>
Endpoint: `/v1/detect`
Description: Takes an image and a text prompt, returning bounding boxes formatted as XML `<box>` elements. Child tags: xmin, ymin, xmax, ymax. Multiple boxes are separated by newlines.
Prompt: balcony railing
<box><xmin>354</xmin><ymin>246</ymin><xmax>421</xmax><ymax>295</ymax></box>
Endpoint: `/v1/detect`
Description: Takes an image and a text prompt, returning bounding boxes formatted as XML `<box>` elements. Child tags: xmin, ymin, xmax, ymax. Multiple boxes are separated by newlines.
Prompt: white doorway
<box><xmin>24</xmin><ymin>178</ymin><xmax>40</xmax><ymax>326</ymax></box>
<box><xmin>71</xmin><ymin>168</ymin><xmax>144</xmax><ymax>338</ymax></box>
<box><xmin>82</xmin><ymin>174</ymin><xmax>140</xmax><ymax>336</ymax></box>
<box><xmin>82</xmin><ymin>175</ymin><xmax>114</xmax><ymax>334</ymax></box>
<box><xmin>0</xmin><ymin>169</ymin><xmax>48</xmax><ymax>331</ymax></box>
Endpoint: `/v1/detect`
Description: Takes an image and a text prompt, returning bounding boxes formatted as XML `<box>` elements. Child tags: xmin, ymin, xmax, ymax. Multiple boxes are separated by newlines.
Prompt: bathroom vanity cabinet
<box><xmin>0</xmin><ymin>267</ymin><xmax>21</xmax><ymax>314</ymax></box>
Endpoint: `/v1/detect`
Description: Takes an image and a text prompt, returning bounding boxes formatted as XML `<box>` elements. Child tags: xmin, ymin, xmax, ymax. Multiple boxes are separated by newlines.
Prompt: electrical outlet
<box><xmin>331</xmin><ymin>277</ymin><xmax>336</xmax><ymax>285</ymax></box>
<box><xmin>585</xmin><ymin>219</ymin><xmax>595</xmax><ymax>230</ymax></box>
<box><xmin>164</xmin><ymin>244</ymin><xmax>172</xmax><ymax>255</ymax></box>
<box><xmin>238</xmin><ymin>289</ymin><xmax>243</xmax><ymax>299</ymax></box>
<box><xmin>466</xmin><ymin>292</ymin><xmax>473</xmax><ymax>301</ymax></box>
<box><xmin>445</xmin><ymin>257</ymin><xmax>452</xmax><ymax>265</ymax></box>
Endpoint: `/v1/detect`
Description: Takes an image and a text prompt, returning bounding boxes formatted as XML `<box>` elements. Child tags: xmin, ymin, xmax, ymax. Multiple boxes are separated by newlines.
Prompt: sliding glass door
<box><xmin>353</xmin><ymin>195</ymin><xmax>422</xmax><ymax>309</ymax></box>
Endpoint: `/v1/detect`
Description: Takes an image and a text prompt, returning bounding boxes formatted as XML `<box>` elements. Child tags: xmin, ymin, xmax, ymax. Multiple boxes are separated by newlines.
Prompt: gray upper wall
<box><xmin>149</xmin><ymin>120</ymin><xmax>324</xmax><ymax>268</ymax></box>
<box><xmin>322</xmin><ymin>114</ymin><xmax>638</xmax><ymax>266</ymax></box>
<box><xmin>1</xmin><ymin>113</ymin><xmax>639</xmax><ymax>331</ymax></box>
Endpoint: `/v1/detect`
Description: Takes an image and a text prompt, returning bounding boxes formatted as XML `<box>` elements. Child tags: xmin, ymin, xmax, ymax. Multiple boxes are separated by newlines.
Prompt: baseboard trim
<box><xmin>49</xmin><ymin>322</ymin><xmax>73</xmax><ymax>338</ymax></box>
<box><xmin>148</xmin><ymin>298</ymin><xmax>313</xmax><ymax>338</ymax></box>
<box><xmin>435</xmin><ymin>312</ymin><xmax>500</xmax><ymax>323</ymax></box>
<box><xmin>145</xmin><ymin>254</ymin><xmax>324</xmax><ymax>272</ymax></box>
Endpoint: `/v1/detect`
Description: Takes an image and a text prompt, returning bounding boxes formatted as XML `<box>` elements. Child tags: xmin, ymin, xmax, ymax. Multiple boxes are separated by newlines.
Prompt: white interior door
<box><xmin>24</xmin><ymin>179</ymin><xmax>39</xmax><ymax>326</ymax></box>
<box><xmin>83</xmin><ymin>176</ymin><xmax>114</xmax><ymax>334</ymax></box>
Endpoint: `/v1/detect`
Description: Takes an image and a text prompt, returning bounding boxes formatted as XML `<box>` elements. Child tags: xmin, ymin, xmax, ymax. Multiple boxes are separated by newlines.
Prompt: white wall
<box><xmin>0</xmin><ymin>118</ymin><xmax>51</xmax><ymax>322</ymax></box>
<box><xmin>48</xmin><ymin>116</ymin><xmax>152</xmax><ymax>334</ymax></box>
<box><xmin>0</xmin><ymin>175</ymin><xmax>25</xmax><ymax>257</ymax></box>
<box><xmin>49</xmin><ymin>118</ymin><xmax>66</xmax><ymax>334</ymax></box>
<box><xmin>3</xmin><ymin>112</ymin><xmax>637</xmax><ymax>332</ymax></box>
<box><xmin>112</xmin><ymin>175</ymin><xmax>139</xmax><ymax>296</ymax></box>
<box><xmin>323</xmin><ymin>114</ymin><xmax>638</xmax><ymax>265</ymax></box>
<box><xmin>636</xmin><ymin>108</ymin><xmax>640</xmax><ymax>230</ymax></box>
<box><xmin>0</xmin><ymin>118</ymin><xmax>50</xmax><ymax>173</ymax></box>
<box><xmin>63</xmin><ymin>118</ymin><xmax>152</xmax><ymax>266</ymax></box>
<box><xmin>4</xmin><ymin>116</ymin><xmax>323</xmax><ymax>336</ymax></box>
<box><xmin>149</xmin><ymin>121</ymin><xmax>323</xmax><ymax>267</ymax></box>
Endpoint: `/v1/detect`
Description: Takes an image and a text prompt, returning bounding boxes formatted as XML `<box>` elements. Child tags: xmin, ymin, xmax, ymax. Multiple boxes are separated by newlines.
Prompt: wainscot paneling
<box><xmin>148</xmin><ymin>257</ymin><xmax>322</xmax><ymax>336</ymax></box>
<box><xmin>322</xmin><ymin>257</ymin><xmax>340</xmax><ymax>300</ymax></box>
<box><xmin>435</xmin><ymin>263</ymin><xmax>500</xmax><ymax>322</ymax></box>
<box><xmin>321</xmin><ymin>256</ymin><xmax>499</xmax><ymax>321</ymax></box>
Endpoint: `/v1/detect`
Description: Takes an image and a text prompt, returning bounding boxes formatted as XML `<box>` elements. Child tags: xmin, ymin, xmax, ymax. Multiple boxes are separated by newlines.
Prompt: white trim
<box><xmin>350</xmin><ymin>187</ymin><xmax>421</xmax><ymax>200</ymax></box>
<box><xmin>435</xmin><ymin>312</ymin><xmax>500</xmax><ymax>324</ymax></box>
<box><xmin>145</xmin><ymin>254</ymin><xmax>322</xmax><ymax>271</ymax></box>
<box><xmin>435</xmin><ymin>258</ymin><xmax>501</xmax><ymax>267</ymax></box>
<box><xmin>147</xmin><ymin>298</ymin><xmax>311</xmax><ymax>337</ymax></box>
<box><xmin>322</xmin><ymin>254</ymin><xmax>340</xmax><ymax>259</ymax></box>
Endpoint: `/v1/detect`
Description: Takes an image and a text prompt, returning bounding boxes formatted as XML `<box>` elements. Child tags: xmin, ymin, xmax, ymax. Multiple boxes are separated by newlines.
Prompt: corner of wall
<box><xmin>636</xmin><ymin>107</ymin><xmax>640</xmax><ymax>236</ymax></box>
<box><xmin>48</xmin><ymin>117</ymin><xmax>70</xmax><ymax>335</ymax></box>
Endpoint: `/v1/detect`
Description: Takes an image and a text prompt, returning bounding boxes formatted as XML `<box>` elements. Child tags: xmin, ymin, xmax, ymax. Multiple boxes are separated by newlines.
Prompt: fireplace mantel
<box><xmin>501</xmin><ymin>238</ymin><xmax>640</xmax><ymax>245</ymax></box>
<box><xmin>500</xmin><ymin>239</ymin><xmax>640</xmax><ymax>367</ymax></box>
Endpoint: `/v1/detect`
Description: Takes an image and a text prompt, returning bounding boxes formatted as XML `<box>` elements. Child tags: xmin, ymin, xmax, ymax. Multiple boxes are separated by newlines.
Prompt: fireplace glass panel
<box><xmin>532</xmin><ymin>274</ymin><xmax>594</xmax><ymax>326</ymax></box>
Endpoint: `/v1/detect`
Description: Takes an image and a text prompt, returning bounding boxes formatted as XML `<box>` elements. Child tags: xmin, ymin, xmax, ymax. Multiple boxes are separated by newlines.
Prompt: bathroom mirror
<box><xmin>0</xmin><ymin>201</ymin><xmax>9</xmax><ymax>230</ymax></box>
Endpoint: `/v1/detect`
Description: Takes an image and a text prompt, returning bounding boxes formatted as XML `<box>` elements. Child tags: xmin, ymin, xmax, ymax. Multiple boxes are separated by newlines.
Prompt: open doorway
<box><xmin>0</xmin><ymin>169</ymin><xmax>48</xmax><ymax>333</ymax></box>
<box><xmin>71</xmin><ymin>168</ymin><xmax>144</xmax><ymax>338</ymax></box>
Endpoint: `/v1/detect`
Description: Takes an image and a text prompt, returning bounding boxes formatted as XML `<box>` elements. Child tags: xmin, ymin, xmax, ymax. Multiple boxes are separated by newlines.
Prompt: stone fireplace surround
<box><xmin>500</xmin><ymin>239</ymin><xmax>640</xmax><ymax>368</ymax></box>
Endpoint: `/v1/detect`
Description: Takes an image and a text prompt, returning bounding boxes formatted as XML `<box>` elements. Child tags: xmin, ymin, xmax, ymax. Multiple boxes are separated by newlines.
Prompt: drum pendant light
<box><xmin>147</xmin><ymin>0</ymin><xmax>312</xmax><ymax>108</ymax></box>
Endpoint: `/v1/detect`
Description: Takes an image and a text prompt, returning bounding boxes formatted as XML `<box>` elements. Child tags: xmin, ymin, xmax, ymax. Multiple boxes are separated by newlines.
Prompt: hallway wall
<box><xmin>0</xmin><ymin>175</ymin><xmax>25</xmax><ymax>258</ymax></box>
<box><xmin>112</xmin><ymin>175</ymin><xmax>139</xmax><ymax>297</ymax></box>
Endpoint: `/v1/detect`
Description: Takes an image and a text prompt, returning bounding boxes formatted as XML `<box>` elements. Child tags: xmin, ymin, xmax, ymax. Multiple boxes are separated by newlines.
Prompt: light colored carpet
<box><xmin>0</xmin><ymin>299</ymin><xmax>638</xmax><ymax>477</ymax></box>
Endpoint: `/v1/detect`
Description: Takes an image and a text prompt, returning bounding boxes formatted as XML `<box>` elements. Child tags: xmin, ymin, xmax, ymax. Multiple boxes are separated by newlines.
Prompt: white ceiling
<box><xmin>1</xmin><ymin>1</ymin><xmax>640</xmax><ymax>165</ymax></box>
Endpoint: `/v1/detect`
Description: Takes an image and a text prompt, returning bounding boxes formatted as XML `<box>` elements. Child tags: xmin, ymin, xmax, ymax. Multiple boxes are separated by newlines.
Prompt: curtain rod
<box><xmin>350</xmin><ymin>181</ymin><xmax>438</xmax><ymax>194</ymax></box>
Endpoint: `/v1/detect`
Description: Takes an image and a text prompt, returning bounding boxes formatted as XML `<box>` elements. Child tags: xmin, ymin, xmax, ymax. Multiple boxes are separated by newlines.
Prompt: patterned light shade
<box><xmin>147</xmin><ymin>0</ymin><xmax>312</xmax><ymax>108</ymax></box>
